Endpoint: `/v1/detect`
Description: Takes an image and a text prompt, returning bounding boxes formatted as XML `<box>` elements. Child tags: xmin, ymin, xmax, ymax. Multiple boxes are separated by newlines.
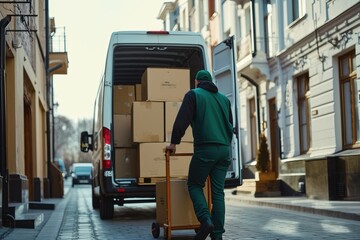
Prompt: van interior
<box><xmin>112</xmin><ymin>44</ymin><xmax>206</xmax><ymax>182</ymax></box>
<box><xmin>112</xmin><ymin>45</ymin><xmax>205</xmax><ymax>86</ymax></box>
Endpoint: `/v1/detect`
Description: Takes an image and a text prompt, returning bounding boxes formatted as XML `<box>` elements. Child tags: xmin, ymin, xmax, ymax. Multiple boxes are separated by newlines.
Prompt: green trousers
<box><xmin>187</xmin><ymin>144</ymin><xmax>231</xmax><ymax>239</ymax></box>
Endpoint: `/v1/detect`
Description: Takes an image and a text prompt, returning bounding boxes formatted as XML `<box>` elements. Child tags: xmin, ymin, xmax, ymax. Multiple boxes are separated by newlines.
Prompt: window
<box><xmin>245</xmin><ymin>7</ymin><xmax>251</xmax><ymax>36</ymax></box>
<box><xmin>209</xmin><ymin>0</ymin><xmax>215</xmax><ymax>18</ymax></box>
<box><xmin>199</xmin><ymin>0</ymin><xmax>205</xmax><ymax>30</ymax></box>
<box><xmin>182</xmin><ymin>9</ymin><xmax>186</xmax><ymax>31</ymax></box>
<box><xmin>249</xmin><ymin>98</ymin><xmax>257</xmax><ymax>160</ymax></box>
<box><xmin>339</xmin><ymin>50</ymin><xmax>359</xmax><ymax>148</ymax></box>
<box><xmin>288</xmin><ymin>0</ymin><xmax>305</xmax><ymax>24</ymax></box>
<box><xmin>292</xmin><ymin>0</ymin><xmax>299</xmax><ymax>20</ymax></box>
<box><xmin>263</xmin><ymin>0</ymin><xmax>272</xmax><ymax>57</ymax></box>
<box><xmin>237</xmin><ymin>15</ymin><xmax>242</xmax><ymax>40</ymax></box>
<box><xmin>297</xmin><ymin>73</ymin><xmax>311</xmax><ymax>154</ymax></box>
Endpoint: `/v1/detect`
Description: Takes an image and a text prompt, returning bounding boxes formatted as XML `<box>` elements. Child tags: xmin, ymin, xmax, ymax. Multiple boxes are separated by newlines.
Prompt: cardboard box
<box><xmin>132</xmin><ymin>102</ymin><xmax>164</xmax><ymax>142</ymax></box>
<box><xmin>113</xmin><ymin>85</ymin><xmax>135</xmax><ymax>114</ymax></box>
<box><xmin>141</xmin><ymin>68</ymin><xmax>190</xmax><ymax>102</ymax></box>
<box><xmin>135</xmin><ymin>84</ymin><xmax>142</xmax><ymax>101</ymax></box>
<box><xmin>156</xmin><ymin>179</ymin><xmax>209</xmax><ymax>227</ymax></box>
<box><xmin>114</xmin><ymin>147</ymin><xmax>139</xmax><ymax>178</ymax></box>
<box><xmin>165</xmin><ymin>102</ymin><xmax>193</xmax><ymax>142</ymax></box>
<box><xmin>138</xmin><ymin>142</ymin><xmax>193</xmax><ymax>178</ymax></box>
<box><xmin>114</xmin><ymin>114</ymin><xmax>133</xmax><ymax>147</ymax></box>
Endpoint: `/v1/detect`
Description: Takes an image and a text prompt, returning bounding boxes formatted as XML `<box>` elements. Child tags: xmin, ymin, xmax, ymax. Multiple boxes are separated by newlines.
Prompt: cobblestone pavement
<box><xmin>2</xmin><ymin>183</ymin><xmax>360</xmax><ymax>239</ymax></box>
<box><xmin>56</xmin><ymin>186</ymin><xmax>360</xmax><ymax>239</ymax></box>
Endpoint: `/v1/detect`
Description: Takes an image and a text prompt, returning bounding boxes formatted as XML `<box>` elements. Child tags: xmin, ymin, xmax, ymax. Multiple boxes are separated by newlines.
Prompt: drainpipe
<box><xmin>0</xmin><ymin>15</ymin><xmax>12</xmax><ymax>227</ymax></box>
<box><xmin>240</xmin><ymin>73</ymin><xmax>261</xmax><ymax>140</ymax></box>
<box><xmin>251</xmin><ymin>0</ymin><xmax>257</xmax><ymax>57</ymax></box>
<box><xmin>45</xmin><ymin>0</ymin><xmax>52</xmax><ymax>196</ymax></box>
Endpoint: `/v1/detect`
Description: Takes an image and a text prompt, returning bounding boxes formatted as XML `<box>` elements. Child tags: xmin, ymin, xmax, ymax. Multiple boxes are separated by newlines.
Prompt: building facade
<box><xmin>0</xmin><ymin>0</ymin><xmax>68</xmax><ymax>224</ymax></box>
<box><xmin>158</xmin><ymin>0</ymin><xmax>360</xmax><ymax>200</ymax></box>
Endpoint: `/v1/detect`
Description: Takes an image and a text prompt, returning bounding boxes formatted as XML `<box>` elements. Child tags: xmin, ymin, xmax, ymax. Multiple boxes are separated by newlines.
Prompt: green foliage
<box><xmin>256</xmin><ymin>133</ymin><xmax>270</xmax><ymax>172</ymax></box>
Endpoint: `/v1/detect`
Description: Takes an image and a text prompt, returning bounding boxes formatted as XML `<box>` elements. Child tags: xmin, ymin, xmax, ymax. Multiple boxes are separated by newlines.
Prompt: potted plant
<box><xmin>255</xmin><ymin>133</ymin><xmax>276</xmax><ymax>181</ymax></box>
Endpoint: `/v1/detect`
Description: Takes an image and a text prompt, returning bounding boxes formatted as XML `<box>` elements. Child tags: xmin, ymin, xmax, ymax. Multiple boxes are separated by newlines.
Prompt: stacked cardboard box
<box><xmin>113</xmin><ymin>67</ymin><xmax>194</xmax><ymax>179</ymax></box>
<box><xmin>132</xmin><ymin>101</ymin><xmax>164</xmax><ymax>143</ymax></box>
<box><xmin>141</xmin><ymin>67</ymin><xmax>190</xmax><ymax>102</ymax></box>
<box><xmin>138</xmin><ymin>142</ymin><xmax>193</xmax><ymax>178</ymax></box>
<box><xmin>165</xmin><ymin>101</ymin><xmax>193</xmax><ymax>142</ymax></box>
<box><xmin>156</xmin><ymin>179</ymin><xmax>209</xmax><ymax>227</ymax></box>
<box><xmin>113</xmin><ymin>85</ymin><xmax>137</xmax><ymax>178</ymax></box>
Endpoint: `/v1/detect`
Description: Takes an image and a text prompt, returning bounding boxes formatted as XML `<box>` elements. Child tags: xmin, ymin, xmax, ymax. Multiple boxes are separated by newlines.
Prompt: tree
<box><xmin>54</xmin><ymin>116</ymin><xmax>93</xmax><ymax>170</ymax></box>
<box><xmin>54</xmin><ymin>115</ymin><xmax>76</xmax><ymax>158</ymax></box>
<box><xmin>255</xmin><ymin>133</ymin><xmax>270</xmax><ymax>172</ymax></box>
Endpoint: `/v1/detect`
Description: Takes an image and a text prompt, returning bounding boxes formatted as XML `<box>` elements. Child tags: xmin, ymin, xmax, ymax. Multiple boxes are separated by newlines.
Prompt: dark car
<box><xmin>71</xmin><ymin>163</ymin><xmax>93</xmax><ymax>187</ymax></box>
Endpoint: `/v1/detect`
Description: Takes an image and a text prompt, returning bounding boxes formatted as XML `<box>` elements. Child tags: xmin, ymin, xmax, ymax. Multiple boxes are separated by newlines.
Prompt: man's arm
<box><xmin>166</xmin><ymin>91</ymin><xmax>196</xmax><ymax>153</ymax></box>
<box><xmin>170</xmin><ymin>90</ymin><xmax>196</xmax><ymax>144</ymax></box>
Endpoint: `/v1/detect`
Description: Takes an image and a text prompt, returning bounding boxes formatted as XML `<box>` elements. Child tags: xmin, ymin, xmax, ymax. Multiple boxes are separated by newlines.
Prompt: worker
<box><xmin>166</xmin><ymin>70</ymin><xmax>233</xmax><ymax>240</ymax></box>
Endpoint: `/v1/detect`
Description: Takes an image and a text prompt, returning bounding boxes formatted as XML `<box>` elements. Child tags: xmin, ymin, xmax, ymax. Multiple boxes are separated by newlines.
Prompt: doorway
<box><xmin>24</xmin><ymin>94</ymin><xmax>33</xmax><ymax>201</ymax></box>
<box><xmin>268</xmin><ymin>98</ymin><xmax>279</xmax><ymax>176</ymax></box>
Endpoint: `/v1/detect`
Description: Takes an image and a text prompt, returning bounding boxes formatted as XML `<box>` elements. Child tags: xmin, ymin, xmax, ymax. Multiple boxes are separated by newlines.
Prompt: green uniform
<box><xmin>171</xmin><ymin>79</ymin><xmax>233</xmax><ymax>239</ymax></box>
<box><xmin>188</xmin><ymin>87</ymin><xmax>233</xmax><ymax>239</ymax></box>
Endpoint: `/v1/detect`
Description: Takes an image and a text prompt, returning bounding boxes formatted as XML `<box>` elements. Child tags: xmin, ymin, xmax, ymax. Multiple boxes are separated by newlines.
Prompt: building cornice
<box><xmin>157</xmin><ymin>2</ymin><xmax>176</xmax><ymax>20</ymax></box>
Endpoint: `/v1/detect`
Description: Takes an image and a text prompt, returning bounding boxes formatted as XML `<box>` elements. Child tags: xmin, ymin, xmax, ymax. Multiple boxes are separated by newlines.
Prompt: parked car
<box><xmin>71</xmin><ymin>163</ymin><xmax>93</xmax><ymax>187</ymax></box>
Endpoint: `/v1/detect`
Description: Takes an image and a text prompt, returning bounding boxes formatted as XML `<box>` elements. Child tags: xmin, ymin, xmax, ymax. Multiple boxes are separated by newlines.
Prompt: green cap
<box><xmin>195</xmin><ymin>70</ymin><xmax>212</xmax><ymax>81</ymax></box>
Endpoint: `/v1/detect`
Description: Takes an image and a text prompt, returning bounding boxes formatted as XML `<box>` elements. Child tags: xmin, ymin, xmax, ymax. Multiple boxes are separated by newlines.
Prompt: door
<box><xmin>212</xmin><ymin>36</ymin><xmax>242</xmax><ymax>187</ymax></box>
<box><xmin>268</xmin><ymin>98</ymin><xmax>279</xmax><ymax>176</ymax></box>
<box><xmin>24</xmin><ymin>96</ymin><xmax>34</xmax><ymax>200</ymax></box>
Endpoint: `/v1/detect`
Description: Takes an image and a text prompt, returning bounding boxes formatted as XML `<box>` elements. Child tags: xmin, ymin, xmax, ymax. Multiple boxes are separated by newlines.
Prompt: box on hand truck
<box><xmin>152</xmin><ymin>150</ymin><xmax>211</xmax><ymax>239</ymax></box>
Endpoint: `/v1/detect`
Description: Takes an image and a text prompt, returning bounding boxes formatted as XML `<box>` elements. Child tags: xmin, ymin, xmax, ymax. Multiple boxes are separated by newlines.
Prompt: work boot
<box><xmin>194</xmin><ymin>218</ymin><xmax>214</xmax><ymax>240</ymax></box>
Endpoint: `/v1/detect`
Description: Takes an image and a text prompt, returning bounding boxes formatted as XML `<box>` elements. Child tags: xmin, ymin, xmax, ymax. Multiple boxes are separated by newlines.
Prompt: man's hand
<box><xmin>166</xmin><ymin>143</ymin><xmax>177</xmax><ymax>155</ymax></box>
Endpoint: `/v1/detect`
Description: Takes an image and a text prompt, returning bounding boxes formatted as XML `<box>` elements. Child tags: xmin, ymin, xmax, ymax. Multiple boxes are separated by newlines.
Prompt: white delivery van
<box><xmin>80</xmin><ymin>31</ymin><xmax>242</xmax><ymax>219</ymax></box>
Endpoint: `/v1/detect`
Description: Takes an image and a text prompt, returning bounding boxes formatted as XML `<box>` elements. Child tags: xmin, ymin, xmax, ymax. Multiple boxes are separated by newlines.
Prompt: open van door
<box><xmin>212</xmin><ymin>36</ymin><xmax>242</xmax><ymax>188</ymax></box>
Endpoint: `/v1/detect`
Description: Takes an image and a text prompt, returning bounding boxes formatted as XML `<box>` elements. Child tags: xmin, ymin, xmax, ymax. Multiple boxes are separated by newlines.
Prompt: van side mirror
<box><xmin>80</xmin><ymin>131</ymin><xmax>93</xmax><ymax>152</ymax></box>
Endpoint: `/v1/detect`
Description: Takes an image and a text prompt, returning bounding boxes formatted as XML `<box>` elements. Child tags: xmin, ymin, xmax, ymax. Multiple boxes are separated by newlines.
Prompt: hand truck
<box><xmin>151</xmin><ymin>149</ymin><xmax>212</xmax><ymax>239</ymax></box>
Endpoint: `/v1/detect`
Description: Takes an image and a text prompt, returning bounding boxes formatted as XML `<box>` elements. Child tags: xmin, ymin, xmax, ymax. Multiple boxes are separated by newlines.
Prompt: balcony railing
<box><xmin>49</xmin><ymin>26</ymin><xmax>68</xmax><ymax>75</ymax></box>
<box><xmin>50</xmin><ymin>26</ymin><xmax>66</xmax><ymax>53</ymax></box>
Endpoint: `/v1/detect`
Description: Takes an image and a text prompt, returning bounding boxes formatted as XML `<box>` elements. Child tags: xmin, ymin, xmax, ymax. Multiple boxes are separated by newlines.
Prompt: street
<box><xmin>54</xmin><ymin>179</ymin><xmax>360</xmax><ymax>240</ymax></box>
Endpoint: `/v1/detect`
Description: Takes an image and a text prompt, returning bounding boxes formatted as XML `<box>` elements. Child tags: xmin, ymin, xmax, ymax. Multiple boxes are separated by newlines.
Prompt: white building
<box><xmin>158</xmin><ymin>0</ymin><xmax>360</xmax><ymax>200</ymax></box>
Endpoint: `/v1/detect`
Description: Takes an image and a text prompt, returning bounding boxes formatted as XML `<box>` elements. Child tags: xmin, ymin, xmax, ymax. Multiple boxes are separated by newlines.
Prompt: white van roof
<box><xmin>109</xmin><ymin>31</ymin><xmax>206</xmax><ymax>45</ymax></box>
<box><xmin>106</xmin><ymin>31</ymin><xmax>209</xmax><ymax>85</ymax></box>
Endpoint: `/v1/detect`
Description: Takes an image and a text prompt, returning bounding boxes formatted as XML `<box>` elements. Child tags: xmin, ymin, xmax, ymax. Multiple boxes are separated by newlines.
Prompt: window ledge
<box><xmin>288</xmin><ymin>13</ymin><xmax>307</xmax><ymax>29</ymax></box>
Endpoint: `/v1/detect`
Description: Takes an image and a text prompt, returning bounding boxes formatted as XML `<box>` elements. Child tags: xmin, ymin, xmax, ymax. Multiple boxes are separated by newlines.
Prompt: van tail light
<box><xmin>102</xmin><ymin>127</ymin><xmax>112</xmax><ymax>169</ymax></box>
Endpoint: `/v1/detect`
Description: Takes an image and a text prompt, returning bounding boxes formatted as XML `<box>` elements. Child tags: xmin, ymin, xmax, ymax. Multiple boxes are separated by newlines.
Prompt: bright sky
<box><xmin>50</xmin><ymin>0</ymin><xmax>166</xmax><ymax>121</ymax></box>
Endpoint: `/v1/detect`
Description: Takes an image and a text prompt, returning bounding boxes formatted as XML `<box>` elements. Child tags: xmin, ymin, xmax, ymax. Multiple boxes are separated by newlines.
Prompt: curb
<box><xmin>35</xmin><ymin>188</ymin><xmax>72</xmax><ymax>240</ymax></box>
<box><xmin>225</xmin><ymin>196</ymin><xmax>360</xmax><ymax>222</ymax></box>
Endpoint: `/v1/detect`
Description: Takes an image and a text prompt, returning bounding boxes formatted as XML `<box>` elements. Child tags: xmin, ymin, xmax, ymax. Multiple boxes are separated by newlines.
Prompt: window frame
<box><xmin>339</xmin><ymin>50</ymin><xmax>359</xmax><ymax>148</ymax></box>
<box><xmin>249</xmin><ymin>97</ymin><xmax>257</xmax><ymax>160</ymax></box>
<box><xmin>297</xmin><ymin>72</ymin><xmax>311</xmax><ymax>154</ymax></box>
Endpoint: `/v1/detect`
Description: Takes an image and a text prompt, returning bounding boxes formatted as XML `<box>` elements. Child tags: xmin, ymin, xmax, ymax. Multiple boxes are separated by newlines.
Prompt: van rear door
<box><xmin>212</xmin><ymin>36</ymin><xmax>242</xmax><ymax>188</ymax></box>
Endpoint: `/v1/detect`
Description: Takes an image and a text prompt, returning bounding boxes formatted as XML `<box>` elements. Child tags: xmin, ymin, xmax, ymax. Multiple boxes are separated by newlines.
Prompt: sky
<box><xmin>50</xmin><ymin>0</ymin><xmax>167</xmax><ymax>121</ymax></box>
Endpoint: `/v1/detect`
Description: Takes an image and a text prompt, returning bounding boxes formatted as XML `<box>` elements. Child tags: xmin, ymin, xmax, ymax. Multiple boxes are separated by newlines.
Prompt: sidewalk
<box><xmin>1</xmin><ymin>187</ymin><xmax>359</xmax><ymax>240</ymax></box>
<box><xmin>0</xmin><ymin>185</ymin><xmax>71</xmax><ymax>240</ymax></box>
<box><xmin>225</xmin><ymin>190</ymin><xmax>360</xmax><ymax>221</ymax></box>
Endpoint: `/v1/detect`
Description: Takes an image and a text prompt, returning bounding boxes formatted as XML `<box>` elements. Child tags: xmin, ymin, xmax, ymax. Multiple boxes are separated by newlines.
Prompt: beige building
<box><xmin>159</xmin><ymin>0</ymin><xmax>360</xmax><ymax>200</ymax></box>
<box><xmin>0</xmin><ymin>0</ymin><xmax>67</xmax><ymax>225</ymax></box>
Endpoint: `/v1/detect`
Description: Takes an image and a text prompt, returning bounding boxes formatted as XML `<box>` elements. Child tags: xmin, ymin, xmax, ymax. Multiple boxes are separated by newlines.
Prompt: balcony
<box><xmin>49</xmin><ymin>24</ymin><xmax>68</xmax><ymax>75</ymax></box>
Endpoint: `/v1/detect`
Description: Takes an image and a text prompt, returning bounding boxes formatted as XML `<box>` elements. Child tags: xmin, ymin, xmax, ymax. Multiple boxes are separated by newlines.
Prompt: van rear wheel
<box><xmin>100</xmin><ymin>195</ymin><xmax>114</xmax><ymax>219</ymax></box>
